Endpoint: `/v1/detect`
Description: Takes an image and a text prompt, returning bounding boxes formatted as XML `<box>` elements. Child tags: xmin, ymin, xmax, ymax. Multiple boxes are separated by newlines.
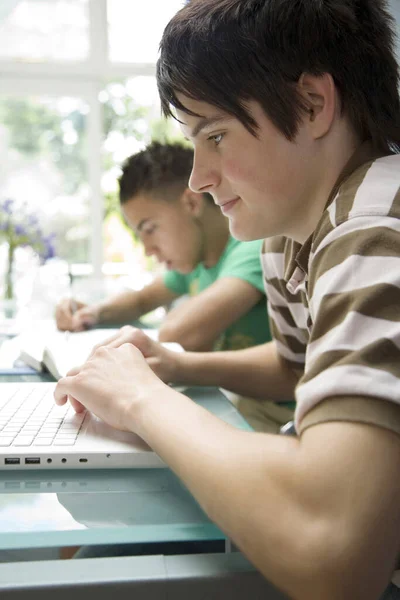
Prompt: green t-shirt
<box><xmin>163</xmin><ymin>237</ymin><xmax>271</xmax><ymax>351</ymax></box>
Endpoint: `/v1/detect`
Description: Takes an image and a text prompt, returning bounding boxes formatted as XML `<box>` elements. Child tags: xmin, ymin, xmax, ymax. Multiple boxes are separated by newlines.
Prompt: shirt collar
<box><xmin>285</xmin><ymin>141</ymin><xmax>387</xmax><ymax>284</ymax></box>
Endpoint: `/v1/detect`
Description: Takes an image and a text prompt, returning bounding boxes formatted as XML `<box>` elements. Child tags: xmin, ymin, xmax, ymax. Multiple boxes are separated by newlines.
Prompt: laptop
<box><xmin>0</xmin><ymin>382</ymin><xmax>166</xmax><ymax>470</ymax></box>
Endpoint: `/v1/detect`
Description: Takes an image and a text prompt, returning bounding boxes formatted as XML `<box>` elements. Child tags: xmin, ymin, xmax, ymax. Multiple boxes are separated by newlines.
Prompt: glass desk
<box><xmin>0</xmin><ymin>358</ymin><xmax>282</xmax><ymax>598</ymax></box>
<box><xmin>0</xmin><ymin>380</ymin><xmax>252</xmax><ymax>554</ymax></box>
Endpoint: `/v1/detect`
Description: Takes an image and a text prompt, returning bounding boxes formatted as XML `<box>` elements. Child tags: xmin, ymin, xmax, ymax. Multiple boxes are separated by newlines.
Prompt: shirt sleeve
<box><xmin>295</xmin><ymin>214</ymin><xmax>400</xmax><ymax>437</ymax></box>
<box><xmin>163</xmin><ymin>270</ymin><xmax>188</xmax><ymax>296</ymax></box>
<box><xmin>219</xmin><ymin>239</ymin><xmax>266</xmax><ymax>294</ymax></box>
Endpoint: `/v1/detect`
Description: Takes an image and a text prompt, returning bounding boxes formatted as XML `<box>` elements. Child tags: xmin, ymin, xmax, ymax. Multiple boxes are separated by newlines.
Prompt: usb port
<box><xmin>25</xmin><ymin>457</ymin><xmax>40</xmax><ymax>465</ymax></box>
<box><xmin>4</xmin><ymin>458</ymin><xmax>20</xmax><ymax>465</ymax></box>
<box><xmin>79</xmin><ymin>458</ymin><xmax>88</xmax><ymax>463</ymax></box>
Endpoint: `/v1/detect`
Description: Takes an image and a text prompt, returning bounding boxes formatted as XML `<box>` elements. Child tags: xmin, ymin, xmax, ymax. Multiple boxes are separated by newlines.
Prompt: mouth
<box><xmin>217</xmin><ymin>197</ymin><xmax>240</xmax><ymax>215</ymax></box>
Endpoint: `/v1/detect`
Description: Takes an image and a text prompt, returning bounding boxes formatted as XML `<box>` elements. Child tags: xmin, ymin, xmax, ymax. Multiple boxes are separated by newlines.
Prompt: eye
<box><xmin>208</xmin><ymin>133</ymin><xmax>224</xmax><ymax>146</ymax></box>
<box><xmin>142</xmin><ymin>224</ymin><xmax>156</xmax><ymax>237</ymax></box>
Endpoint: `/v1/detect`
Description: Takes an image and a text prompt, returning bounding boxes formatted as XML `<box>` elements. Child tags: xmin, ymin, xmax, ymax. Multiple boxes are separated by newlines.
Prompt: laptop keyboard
<box><xmin>0</xmin><ymin>385</ymin><xmax>86</xmax><ymax>447</ymax></box>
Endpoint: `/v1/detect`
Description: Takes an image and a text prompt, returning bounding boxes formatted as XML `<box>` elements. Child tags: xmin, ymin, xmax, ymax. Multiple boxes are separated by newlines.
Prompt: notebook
<box><xmin>0</xmin><ymin>324</ymin><xmax>186</xmax><ymax>470</ymax></box>
<box><xmin>14</xmin><ymin>324</ymin><xmax>181</xmax><ymax>380</ymax></box>
<box><xmin>0</xmin><ymin>384</ymin><xmax>251</xmax><ymax>472</ymax></box>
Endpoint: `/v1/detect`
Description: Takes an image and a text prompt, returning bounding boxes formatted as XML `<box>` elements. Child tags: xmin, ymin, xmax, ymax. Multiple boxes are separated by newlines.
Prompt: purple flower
<box><xmin>0</xmin><ymin>197</ymin><xmax>57</xmax><ymax>263</ymax></box>
<box><xmin>42</xmin><ymin>235</ymin><xmax>56</xmax><ymax>260</ymax></box>
<box><xmin>2</xmin><ymin>199</ymin><xmax>14</xmax><ymax>214</ymax></box>
<box><xmin>45</xmin><ymin>243</ymin><xmax>56</xmax><ymax>260</ymax></box>
<box><xmin>28</xmin><ymin>215</ymin><xmax>38</xmax><ymax>226</ymax></box>
<box><xmin>14</xmin><ymin>224</ymin><xmax>27</xmax><ymax>236</ymax></box>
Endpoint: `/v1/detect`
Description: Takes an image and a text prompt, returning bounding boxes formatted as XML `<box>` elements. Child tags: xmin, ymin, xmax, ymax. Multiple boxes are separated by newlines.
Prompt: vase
<box><xmin>4</xmin><ymin>243</ymin><xmax>14</xmax><ymax>302</ymax></box>
<box><xmin>1</xmin><ymin>243</ymin><xmax>17</xmax><ymax>318</ymax></box>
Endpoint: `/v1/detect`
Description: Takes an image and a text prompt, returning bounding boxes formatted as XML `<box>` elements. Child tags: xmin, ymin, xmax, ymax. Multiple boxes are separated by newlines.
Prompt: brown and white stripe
<box><xmin>262</xmin><ymin>149</ymin><xmax>400</xmax><ymax>435</ymax></box>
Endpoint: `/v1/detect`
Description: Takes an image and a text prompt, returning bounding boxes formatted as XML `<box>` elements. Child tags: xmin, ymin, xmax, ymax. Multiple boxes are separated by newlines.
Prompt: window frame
<box><xmin>0</xmin><ymin>0</ymin><xmax>162</xmax><ymax>278</ymax></box>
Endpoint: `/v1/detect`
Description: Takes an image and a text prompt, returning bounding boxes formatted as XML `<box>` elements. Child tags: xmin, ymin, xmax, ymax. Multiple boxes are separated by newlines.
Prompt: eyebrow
<box><xmin>190</xmin><ymin>116</ymin><xmax>232</xmax><ymax>139</ymax></box>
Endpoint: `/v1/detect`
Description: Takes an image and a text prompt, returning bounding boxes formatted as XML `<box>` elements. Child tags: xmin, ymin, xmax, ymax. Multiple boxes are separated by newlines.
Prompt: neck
<box><xmin>200</xmin><ymin>204</ymin><xmax>230</xmax><ymax>267</ymax></box>
<box><xmin>292</xmin><ymin>125</ymin><xmax>362</xmax><ymax>244</ymax></box>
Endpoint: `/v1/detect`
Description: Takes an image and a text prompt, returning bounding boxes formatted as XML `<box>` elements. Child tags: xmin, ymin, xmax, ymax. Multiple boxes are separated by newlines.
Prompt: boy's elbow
<box><xmin>276</xmin><ymin>519</ymin><xmax>386</xmax><ymax>600</ymax></box>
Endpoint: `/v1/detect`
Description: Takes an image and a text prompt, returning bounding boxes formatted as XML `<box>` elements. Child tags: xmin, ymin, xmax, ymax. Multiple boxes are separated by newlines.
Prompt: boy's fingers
<box><xmin>68</xmin><ymin>395</ymin><xmax>86</xmax><ymax>413</ymax></box>
<box><xmin>54</xmin><ymin>378</ymin><xmax>85</xmax><ymax>413</ymax></box>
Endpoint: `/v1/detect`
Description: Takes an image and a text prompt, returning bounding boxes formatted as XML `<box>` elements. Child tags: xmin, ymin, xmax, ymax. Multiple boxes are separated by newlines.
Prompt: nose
<box><xmin>142</xmin><ymin>239</ymin><xmax>157</xmax><ymax>258</ymax></box>
<box><xmin>189</xmin><ymin>149</ymin><xmax>220</xmax><ymax>194</ymax></box>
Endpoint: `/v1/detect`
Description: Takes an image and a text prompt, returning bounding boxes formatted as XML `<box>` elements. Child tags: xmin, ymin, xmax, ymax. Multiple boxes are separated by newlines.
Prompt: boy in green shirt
<box><xmin>164</xmin><ymin>236</ymin><xmax>268</xmax><ymax>351</ymax></box>
<box><xmin>56</xmin><ymin>142</ymin><xmax>270</xmax><ymax>354</ymax></box>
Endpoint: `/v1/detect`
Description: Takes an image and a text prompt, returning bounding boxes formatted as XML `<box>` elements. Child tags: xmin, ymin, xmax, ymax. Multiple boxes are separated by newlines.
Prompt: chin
<box><xmin>228</xmin><ymin>220</ymin><xmax>264</xmax><ymax>242</ymax></box>
<box><xmin>176</xmin><ymin>265</ymin><xmax>193</xmax><ymax>275</ymax></box>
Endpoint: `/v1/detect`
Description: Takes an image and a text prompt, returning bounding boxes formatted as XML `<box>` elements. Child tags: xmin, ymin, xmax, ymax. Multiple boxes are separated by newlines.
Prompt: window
<box><xmin>0</xmin><ymin>95</ymin><xmax>89</xmax><ymax>264</ymax></box>
<box><xmin>0</xmin><ymin>0</ymin><xmax>186</xmax><ymax>296</ymax></box>
<box><xmin>0</xmin><ymin>0</ymin><xmax>89</xmax><ymax>62</ymax></box>
<box><xmin>101</xmin><ymin>75</ymin><xmax>183</xmax><ymax>276</ymax></box>
<box><xmin>108</xmin><ymin>0</ymin><xmax>183</xmax><ymax>64</ymax></box>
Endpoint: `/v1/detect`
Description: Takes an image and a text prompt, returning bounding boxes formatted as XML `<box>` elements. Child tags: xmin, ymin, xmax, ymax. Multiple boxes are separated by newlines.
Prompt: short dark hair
<box><xmin>157</xmin><ymin>0</ymin><xmax>400</xmax><ymax>153</ymax></box>
<box><xmin>119</xmin><ymin>141</ymin><xmax>211</xmax><ymax>204</ymax></box>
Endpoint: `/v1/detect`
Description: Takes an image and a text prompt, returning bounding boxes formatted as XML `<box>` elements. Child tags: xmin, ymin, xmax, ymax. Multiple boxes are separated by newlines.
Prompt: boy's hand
<box><xmin>54</xmin><ymin>342</ymin><xmax>170</xmax><ymax>433</ymax></box>
<box><xmin>87</xmin><ymin>325</ymin><xmax>182</xmax><ymax>383</ymax></box>
<box><xmin>55</xmin><ymin>298</ymin><xmax>99</xmax><ymax>332</ymax></box>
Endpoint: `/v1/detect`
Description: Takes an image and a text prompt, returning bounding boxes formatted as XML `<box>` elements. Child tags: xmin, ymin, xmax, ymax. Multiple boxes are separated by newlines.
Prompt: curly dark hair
<box><xmin>157</xmin><ymin>0</ymin><xmax>400</xmax><ymax>153</ymax></box>
<box><xmin>118</xmin><ymin>141</ymin><xmax>212</xmax><ymax>204</ymax></box>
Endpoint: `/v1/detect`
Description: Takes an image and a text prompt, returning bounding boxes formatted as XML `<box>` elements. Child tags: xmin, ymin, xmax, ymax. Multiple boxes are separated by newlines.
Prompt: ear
<box><xmin>297</xmin><ymin>72</ymin><xmax>337</xmax><ymax>139</ymax></box>
<box><xmin>179</xmin><ymin>187</ymin><xmax>204</xmax><ymax>218</ymax></box>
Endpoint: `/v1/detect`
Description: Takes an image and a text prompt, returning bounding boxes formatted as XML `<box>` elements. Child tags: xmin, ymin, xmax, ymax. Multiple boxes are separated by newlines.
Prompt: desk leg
<box><xmin>225</xmin><ymin>539</ymin><xmax>239</xmax><ymax>553</ymax></box>
<box><xmin>60</xmin><ymin>546</ymin><xmax>80</xmax><ymax>559</ymax></box>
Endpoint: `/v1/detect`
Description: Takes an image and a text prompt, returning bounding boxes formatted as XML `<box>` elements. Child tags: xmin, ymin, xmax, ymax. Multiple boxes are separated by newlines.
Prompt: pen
<box><xmin>65</xmin><ymin>265</ymin><xmax>77</xmax><ymax>341</ymax></box>
<box><xmin>70</xmin><ymin>298</ymin><xmax>78</xmax><ymax>316</ymax></box>
<box><xmin>64</xmin><ymin>299</ymin><xmax>77</xmax><ymax>342</ymax></box>
<box><xmin>68</xmin><ymin>265</ymin><xmax>77</xmax><ymax>315</ymax></box>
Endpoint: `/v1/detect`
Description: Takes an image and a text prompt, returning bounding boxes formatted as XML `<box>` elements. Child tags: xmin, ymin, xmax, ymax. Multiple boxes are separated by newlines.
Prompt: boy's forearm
<box><xmin>174</xmin><ymin>342</ymin><xmax>298</xmax><ymax>401</ymax></box>
<box><xmin>97</xmin><ymin>278</ymin><xmax>176</xmax><ymax>327</ymax></box>
<box><xmin>135</xmin><ymin>390</ymin><xmax>400</xmax><ymax>600</ymax></box>
<box><xmin>97</xmin><ymin>291</ymin><xmax>143</xmax><ymax>325</ymax></box>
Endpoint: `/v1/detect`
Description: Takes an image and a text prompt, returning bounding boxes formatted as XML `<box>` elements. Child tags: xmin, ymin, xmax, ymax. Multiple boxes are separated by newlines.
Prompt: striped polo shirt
<box><xmin>262</xmin><ymin>143</ymin><xmax>400</xmax><ymax>436</ymax></box>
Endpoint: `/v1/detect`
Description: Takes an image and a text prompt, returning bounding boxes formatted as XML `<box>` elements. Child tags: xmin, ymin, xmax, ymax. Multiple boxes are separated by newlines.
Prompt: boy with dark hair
<box><xmin>56</xmin><ymin>141</ymin><xmax>271</xmax><ymax>354</ymax></box>
<box><xmin>55</xmin><ymin>1</ymin><xmax>400</xmax><ymax>598</ymax></box>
